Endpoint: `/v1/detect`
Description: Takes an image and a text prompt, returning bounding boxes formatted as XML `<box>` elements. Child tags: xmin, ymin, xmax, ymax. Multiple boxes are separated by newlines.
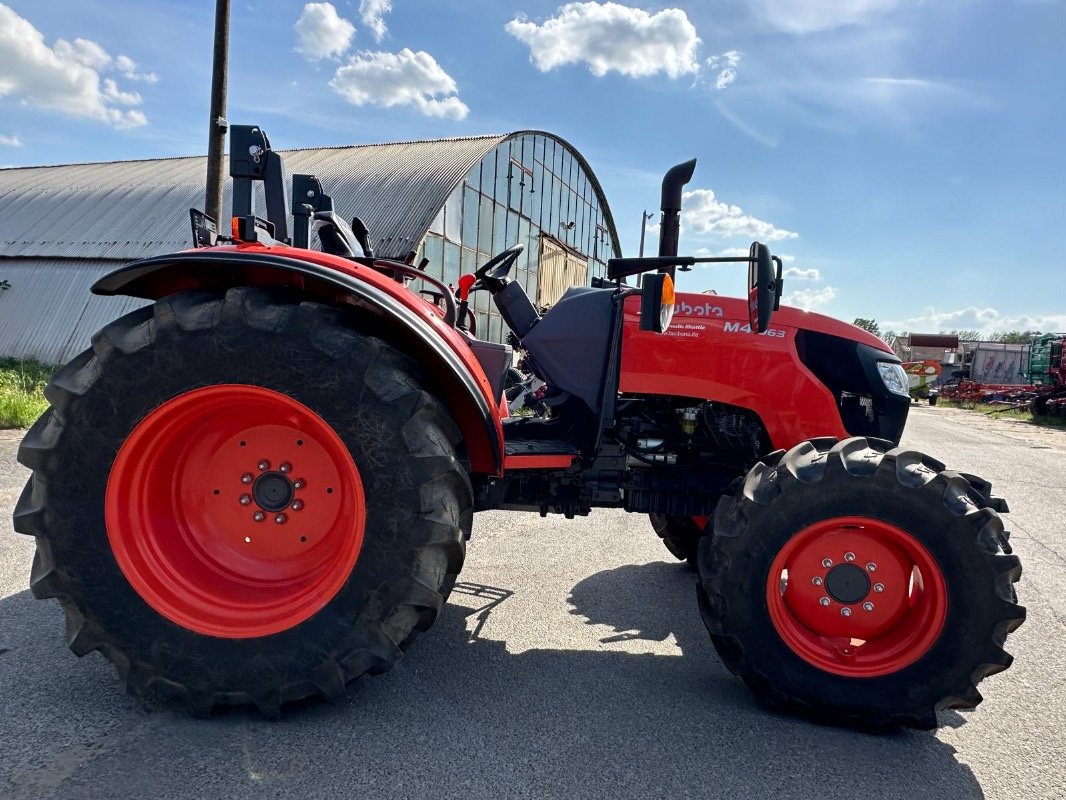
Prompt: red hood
<box><xmin>774</xmin><ymin>305</ymin><xmax>895</xmax><ymax>354</ymax></box>
<box><xmin>673</xmin><ymin>292</ymin><xmax>895</xmax><ymax>355</ymax></box>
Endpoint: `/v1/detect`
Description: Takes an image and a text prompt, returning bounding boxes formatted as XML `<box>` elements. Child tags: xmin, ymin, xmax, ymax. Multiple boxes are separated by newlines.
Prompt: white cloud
<box><xmin>114</xmin><ymin>54</ymin><xmax>157</xmax><ymax>83</ymax></box>
<box><xmin>330</xmin><ymin>49</ymin><xmax>469</xmax><ymax>119</ymax></box>
<box><xmin>681</xmin><ymin>188</ymin><xmax>798</xmax><ymax>241</ymax></box>
<box><xmin>506</xmin><ymin>2</ymin><xmax>700</xmax><ymax>79</ymax></box>
<box><xmin>53</xmin><ymin>37</ymin><xmax>110</xmax><ymax>70</ymax></box>
<box><xmin>753</xmin><ymin>0</ymin><xmax>907</xmax><ymax>34</ymax></box>
<box><xmin>295</xmin><ymin>2</ymin><xmax>356</xmax><ymax>60</ymax></box>
<box><xmin>715</xmin><ymin>99</ymin><xmax>779</xmax><ymax>148</ymax></box>
<box><xmin>718</xmin><ymin>9</ymin><xmax>991</xmax><ymax>141</ymax></box>
<box><xmin>706</xmin><ymin>50</ymin><xmax>741</xmax><ymax>89</ymax></box>
<box><xmin>0</xmin><ymin>4</ymin><xmax>148</xmax><ymax>128</ymax></box>
<box><xmin>359</xmin><ymin>0</ymin><xmax>392</xmax><ymax>42</ymax></box>
<box><xmin>787</xmin><ymin>286</ymin><xmax>838</xmax><ymax>310</ymax></box>
<box><xmin>0</xmin><ymin>132</ymin><xmax>20</xmax><ymax>146</ymax></box>
<box><xmin>857</xmin><ymin>76</ymin><xmax>989</xmax><ymax>111</ymax></box>
<box><xmin>783</xmin><ymin>267</ymin><xmax>820</xmax><ymax>280</ymax></box>
<box><xmin>881</xmin><ymin>306</ymin><xmax>1066</xmax><ymax>337</ymax></box>
<box><xmin>102</xmin><ymin>78</ymin><xmax>140</xmax><ymax>106</ymax></box>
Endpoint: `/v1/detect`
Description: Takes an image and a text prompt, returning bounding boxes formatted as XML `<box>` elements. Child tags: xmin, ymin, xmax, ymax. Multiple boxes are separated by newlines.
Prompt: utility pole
<box><xmin>638</xmin><ymin>210</ymin><xmax>654</xmax><ymax>257</ymax></box>
<box><xmin>205</xmin><ymin>0</ymin><xmax>231</xmax><ymax>222</ymax></box>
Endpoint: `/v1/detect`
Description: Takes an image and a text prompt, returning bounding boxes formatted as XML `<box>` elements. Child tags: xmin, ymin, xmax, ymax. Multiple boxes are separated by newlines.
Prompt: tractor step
<box><xmin>504</xmin><ymin>438</ymin><xmax>578</xmax><ymax>457</ymax></box>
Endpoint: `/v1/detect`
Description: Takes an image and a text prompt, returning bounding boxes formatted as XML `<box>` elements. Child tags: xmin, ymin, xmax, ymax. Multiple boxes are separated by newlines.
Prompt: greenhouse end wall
<box><xmin>415</xmin><ymin>132</ymin><xmax>618</xmax><ymax>344</ymax></box>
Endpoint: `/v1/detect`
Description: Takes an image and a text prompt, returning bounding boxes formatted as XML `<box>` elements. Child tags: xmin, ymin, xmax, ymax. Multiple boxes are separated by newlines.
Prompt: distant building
<box><xmin>0</xmin><ymin>131</ymin><xmax>621</xmax><ymax>362</ymax></box>
<box><xmin>891</xmin><ymin>333</ymin><xmax>960</xmax><ymax>364</ymax></box>
<box><xmin>891</xmin><ymin>333</ymin><xmax>1031</xmax><ymax>384</ymax></box>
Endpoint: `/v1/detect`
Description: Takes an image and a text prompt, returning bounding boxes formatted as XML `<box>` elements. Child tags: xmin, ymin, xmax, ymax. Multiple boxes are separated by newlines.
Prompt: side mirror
<box><xmin>640</xmin><ymin>272</ymin><xmax>676</xmax><ymax>333</ymax></box>
<box><xmin>747</xmin><ymin>242</ymin><xmax>777</xmax><ymax>333</ymax></box>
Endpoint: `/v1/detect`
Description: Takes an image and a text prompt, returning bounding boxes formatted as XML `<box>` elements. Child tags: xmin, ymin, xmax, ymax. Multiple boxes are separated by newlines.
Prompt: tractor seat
<box><xmin>312</xmin><ymin>212</ymin><xmax>362</xmax><ymax>258</ymax></box>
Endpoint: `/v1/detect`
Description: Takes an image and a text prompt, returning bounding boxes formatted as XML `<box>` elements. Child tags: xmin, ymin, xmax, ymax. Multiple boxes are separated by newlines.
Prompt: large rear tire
<box><xmin>697</xmin><ymin>437</ymin><xmax>1024</xmax><ymax>729</ymax></box>
<box><xmin>13</xmin><ymin>287</ymin><xmax>471</xmax><ymax>717</ymax></box>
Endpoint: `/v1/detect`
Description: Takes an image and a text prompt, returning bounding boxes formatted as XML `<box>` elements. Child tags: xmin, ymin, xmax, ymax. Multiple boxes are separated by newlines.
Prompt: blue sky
<box><xmin>1</xmin><ymin>0</ymin><xmax>1063</xmax><ymax>335</ymax></box>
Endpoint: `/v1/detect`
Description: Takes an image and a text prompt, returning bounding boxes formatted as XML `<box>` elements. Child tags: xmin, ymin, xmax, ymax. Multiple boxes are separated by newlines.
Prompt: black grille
<box><xmin>796</xmin><ymin>330</ymin><xmax>909</xmax><ymax>443</ymax></box>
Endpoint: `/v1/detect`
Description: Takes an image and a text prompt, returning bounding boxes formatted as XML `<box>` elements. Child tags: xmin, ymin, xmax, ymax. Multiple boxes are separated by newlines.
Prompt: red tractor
<box><xmin>13</xmin><ymin>126</ymin><xmax>1023</xmax><ymax>728</ymax></box>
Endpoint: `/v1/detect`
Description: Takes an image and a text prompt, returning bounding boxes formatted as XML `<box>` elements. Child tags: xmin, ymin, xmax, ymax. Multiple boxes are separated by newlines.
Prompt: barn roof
<box><xmin>0</xmin><ymin>131</ymin><xmax>620</xmax><ymax>261</ymax></box>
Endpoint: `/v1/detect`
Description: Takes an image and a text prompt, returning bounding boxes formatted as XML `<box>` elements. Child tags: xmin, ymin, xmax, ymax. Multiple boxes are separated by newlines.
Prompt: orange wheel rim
<box><xmin>105</xmin><ymin>385</ymin><xmax>365</xmax><ymax>638</ymax></box>
<box><xmin>766</xmin><ymin>516</ymin><xmax>947</xmax><ymax>677</ymax></box>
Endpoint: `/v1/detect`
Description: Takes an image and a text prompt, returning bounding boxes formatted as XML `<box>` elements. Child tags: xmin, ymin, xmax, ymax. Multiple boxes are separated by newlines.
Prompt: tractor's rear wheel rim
<box><xmin>105</xmin><ymin>384</ymin><xmax>365</xmax><ymax>638</ymax></box>
<box><xmin>766</xmin><ymin>516</ymin><xmax>947</xmax><ymax>677</ymax></box>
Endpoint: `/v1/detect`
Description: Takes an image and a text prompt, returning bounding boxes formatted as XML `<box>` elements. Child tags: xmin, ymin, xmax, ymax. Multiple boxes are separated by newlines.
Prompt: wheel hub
<box><xmin>253</xmin><ymin>471</ymin><xmax>295</xmax><ymax>512</ymax></box>
<box><xmin>824</xmin><ymin>563</ymin><xmax>870</xmax><ymax>604</ymax></box>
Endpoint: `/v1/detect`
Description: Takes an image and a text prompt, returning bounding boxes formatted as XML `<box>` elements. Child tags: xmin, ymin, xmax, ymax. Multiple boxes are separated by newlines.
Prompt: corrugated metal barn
<box><xmin>0</xmin><ymin>131</ymin><xmax>621</xmax><ymax>363</ymax></box>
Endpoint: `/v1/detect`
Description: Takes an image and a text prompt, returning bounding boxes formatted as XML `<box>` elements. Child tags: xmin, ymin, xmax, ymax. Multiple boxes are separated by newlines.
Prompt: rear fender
<box><xmin>92</xmin><ymin>248</ymin><xmax>503</xmax><ymax>475</ymax></box>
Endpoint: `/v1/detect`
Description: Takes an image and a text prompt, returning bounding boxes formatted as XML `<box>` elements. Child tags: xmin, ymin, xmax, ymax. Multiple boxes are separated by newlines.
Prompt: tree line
<box><xmin>851</xmin><ymin>318</ymin><xmax>1044</xmax><ymax>345</ymax></box>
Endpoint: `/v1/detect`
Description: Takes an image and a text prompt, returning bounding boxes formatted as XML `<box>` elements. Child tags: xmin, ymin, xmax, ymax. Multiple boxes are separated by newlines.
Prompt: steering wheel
<box><xmin>472</xmin><ymin>244</ymin><xmax>524</xmax><ymax>290</ymax></box>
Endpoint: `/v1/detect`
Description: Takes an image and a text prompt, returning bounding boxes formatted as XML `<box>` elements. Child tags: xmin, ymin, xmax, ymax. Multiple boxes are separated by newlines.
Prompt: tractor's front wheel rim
<box><xmin>106</xmin><ymin>384</ymin><xmax>365</xmax><ymax>638</ymax></box>
<box><xmin>766</xmin><ymin>516</ymin><xmax>948</xmax><ymax>677</ymax></box>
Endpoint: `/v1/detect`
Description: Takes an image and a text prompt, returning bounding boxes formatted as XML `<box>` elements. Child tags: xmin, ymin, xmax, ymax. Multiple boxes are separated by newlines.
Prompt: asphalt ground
<box><xmin>1</xmin><ymin>406</ymin><xmax>1063</xmax><ymax>799</ymax></box>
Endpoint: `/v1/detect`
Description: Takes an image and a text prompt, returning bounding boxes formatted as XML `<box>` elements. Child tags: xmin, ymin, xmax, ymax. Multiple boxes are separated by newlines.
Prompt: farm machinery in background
<box><xmin>901</xmin><ymin>359</ymin><xmax>942</xmax><ymax>404</ymax></box>
<box><xmin>13</xmin><ymin>124</ymin><xmax>1023</xmax><ymax>730</ymax></box>
<box><xmin>939</xmin><ymin>333</ymin><xmax>1066</xmax><ymax>415</ymax></box>
<box><xmin>1025</xmin><ymin>332</ymin><xmax>1066</xmax><ymax>416</ymax></box>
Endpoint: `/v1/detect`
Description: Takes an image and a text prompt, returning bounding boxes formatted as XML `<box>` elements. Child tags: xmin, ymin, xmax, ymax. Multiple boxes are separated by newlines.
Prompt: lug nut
<box><xmin>841</xmin><ymin>607</ymin><xmax>852</xmax><ymax>617</ymax></box>
<box><xmin>241</xmin><ymin>473</ymin><xmax>253</xmax><ymax>484</ymax></box>
<box><xmin>275</xmin><ymin>514</ymin><xmax>287</xmax><ymax>524</ymax></box>
<box><xmin>844</xmin><ymin>552</ymin><xmax>856</xmax><ymax>562</ymax></box>
<box><xmin>258</xmin><ymin>460</ymin><xmax>270</xmax><ymax>471</ymax></box>
<box><xmin>821</xmin><ymin>558</ymin><xmax>833</xmax><ymax>568</ymax></box>
<box><xmin>866</xmin><ymin>562</ymin><xmax>877</xmax><ymax>572</ymax></box>
<box><xmin>291</xmin><ymin>500</ymin><xmax>304</xmax><ymax>511</ymax></box>
<box><xmin>239</xmin><ymin>494</ymin><xmax>252</xmax><ymax>506</ymax></box>
<box><xmin>280</xmin><ymin>462</ymin><xmax>292</xmax><ymax>473</ymax></box>
<box><xmin>873</xmin><ymin>583</ymin><xmax>884</xmax><ymax>593</ymax></box>
<box><xmin>293</xmin><ymin>479</ymin><xmax>305</xmax><ymax>490</ymax></box>
<box><xmin>863</xmin><ymin>602</ymin><xmax>875</xmax><ymax>612</ymax></box>
<box><xmin>819</xmin><ymin>596</ymin><xmax>830</xmax><ymax>606</ymax></box>
<box><xmin>253</xmin><ymin>511</ymin><xmax>265</xmax><ymax>522</ymax></box>
<box><xmin>811</xmin><ymin>576</ymin><xmax>823</xmax><ymax>586</ymax></box>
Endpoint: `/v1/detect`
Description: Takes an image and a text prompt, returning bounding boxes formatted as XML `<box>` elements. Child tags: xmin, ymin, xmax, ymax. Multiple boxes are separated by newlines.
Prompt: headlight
<box><xmin>877</xmin><ymin>362</ymin><xmax>910</xmax><ymax>397</ymax></box>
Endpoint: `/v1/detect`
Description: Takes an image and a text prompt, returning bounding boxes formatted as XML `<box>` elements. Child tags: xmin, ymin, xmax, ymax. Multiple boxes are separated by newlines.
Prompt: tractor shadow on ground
<box><xmin>0</xmin><ymin>563</ymin><xmax>985</xmax><ymax>800</ymax></box>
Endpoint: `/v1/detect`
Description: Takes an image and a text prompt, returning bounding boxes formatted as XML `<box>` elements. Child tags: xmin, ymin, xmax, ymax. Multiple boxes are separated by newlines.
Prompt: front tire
<box><xmin>697</xmin><ymin>437</ymin><xmax>1024</xmax><ymax>729</ymax></box>
<box><xmin>14</xmin><ymin>287</ymin><xmax>472</xmax><ymax>717</ymax></box>
<box><xmin>649</xmin><ymin>514</ymin><xmax>704</xmax><ymax>563</ymax></box>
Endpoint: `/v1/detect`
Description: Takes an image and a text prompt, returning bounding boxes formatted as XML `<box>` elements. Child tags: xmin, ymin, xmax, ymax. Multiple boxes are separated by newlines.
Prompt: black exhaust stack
<box><xmin>658</xmin><ymin>158</ymin><xmax>696</xmax><ymax>277</ymax></box>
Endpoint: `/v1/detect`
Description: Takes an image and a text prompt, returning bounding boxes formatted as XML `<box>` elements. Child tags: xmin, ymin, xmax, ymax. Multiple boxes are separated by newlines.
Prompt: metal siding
<box><xmin>0</xmin><ymin>132</ymin><xmax>622</xmax><ymax>263</ymax></box>
<box><xmin>0</xmin><ymin>137</ymin><xmax>511</xmax><ymax>261</ymax></box>
<box><xmin>0</xmin><ymin>131</ymin><xmax>623</xmax><ymax>360</ymax></box>
<box><xmin>968</xmin><ymin>343</ymin><xmax>1031</xmax><ymax>384</ymax></box>
<box><xmin>0</xmin><ymin>259</ymin><xmax>149</xmax><ymax>364</ymax></box>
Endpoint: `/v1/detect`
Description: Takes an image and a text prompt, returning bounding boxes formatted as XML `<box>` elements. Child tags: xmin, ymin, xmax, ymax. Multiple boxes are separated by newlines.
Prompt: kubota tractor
<box><xmin>13</xmin><ymin>126</ymin><xmax>1024</xmax><ymax>728</ymax></box>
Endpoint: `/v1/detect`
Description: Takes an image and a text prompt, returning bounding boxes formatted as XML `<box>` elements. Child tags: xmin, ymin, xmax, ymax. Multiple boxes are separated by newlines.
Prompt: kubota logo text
<box><xmin>675</xmin><ymin>301</ymin><xmax>724</xmax><ymax>318</ymax></box>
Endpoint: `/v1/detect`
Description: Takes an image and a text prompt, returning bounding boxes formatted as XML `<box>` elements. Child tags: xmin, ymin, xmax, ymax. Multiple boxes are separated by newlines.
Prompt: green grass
<box><xmin>0</xmin><ymin>358</ymin><xmax>54</xmax><ymax>429</ymax></box>
<box><xmin>940</xmin><ymin>399</ymin><xmax>1066</xmax><ymax>428</ymax></box>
